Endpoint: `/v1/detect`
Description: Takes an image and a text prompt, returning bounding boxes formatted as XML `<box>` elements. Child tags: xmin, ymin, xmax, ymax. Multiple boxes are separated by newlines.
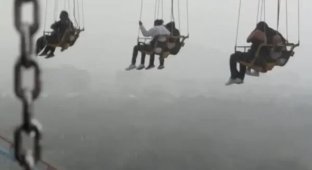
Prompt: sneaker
<box><xmin>146</xmin><ymin>65</ymin><xmax>155</xmax><ymax>70</ymax></box>
<box><xmin>45</xmin><ymin>53</ymin><xmax>55</xmax><ymax>58</ymax></box>
<box><xmin>39</xmin><ymin>52</ymin><xmax>48</xmax><ymax>56</ymax></box>
<box><xmin>136</xmin><ymin>64</ymin><xmax>145</xmax><ymax>70</ymax></box>
<box><xmin>235</xmin><ymin>78</ymin><xmax>244</xmax><ymax>84</ymax></box>
<box><xmin>246</xmin><ymin>69</ymin><xmax>260</xmax><ymax>77</ymax></box>
<box><xmin>157</xmin><ymin>65</ymin><xmax>164</xmax><ymax>70</ymax></box>
<box><xmin>225</xmin><ymin>78</ymin><xmax>243</xmax><ymax>86</ymax></box>
<box><xmin>125</xmin><ymin>64</ymin><xmax>136</xmax><ymax>71</ymax></box>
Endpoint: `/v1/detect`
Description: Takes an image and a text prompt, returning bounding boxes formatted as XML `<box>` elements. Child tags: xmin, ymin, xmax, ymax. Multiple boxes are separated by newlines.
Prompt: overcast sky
<box><xmin>0</xmin><ymin>0</ymin><xmax>311</xmax><ymax>95</ymax></box>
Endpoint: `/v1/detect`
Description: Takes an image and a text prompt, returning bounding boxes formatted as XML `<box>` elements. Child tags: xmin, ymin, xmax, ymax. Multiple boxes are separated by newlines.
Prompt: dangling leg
<box><xmin>46</xmin><ymin>47</ymin><xmax>56</xmax><ymax>58</ymax></box>
<box><xmin>39</xmin><ymin>35</ymin><xmax>54</xmax><ymax>56</ymax></box>
<box><xmin>36</xmin><ymin>36</ymin><xmax>46</xmax><ymax>55</ymax></box>
<box><xmin>226</xmin><ymin>52</ymin><xmax>245</xmax><ymax>86</ymax></box>
<box><xmin>146</xmin><ymin>53</ymin><xmax>155</xmax><ymax>70</ymax></box>
<box><xmin>137</xmin><ymin>52</ymin><xmax>146</xmax><ymax>70</ymax></box>
<box><xmin>158</xmin><ymin>54</ymin><xmax>165</xmax><ymax>70</ymax></box>
<box><xmin>126</xmin><ymin>45</ymin><xmax>140</xmax><ymax>70</ymax></box>
<box><xmin>238</xmin><ymin>63</ymin><xmax>247</xmax><ymax>80</ymax></box>
<box><xmin>40</xmin><ymin>46</ymin><xmax>51</xmax><ymax>56</ymax></box>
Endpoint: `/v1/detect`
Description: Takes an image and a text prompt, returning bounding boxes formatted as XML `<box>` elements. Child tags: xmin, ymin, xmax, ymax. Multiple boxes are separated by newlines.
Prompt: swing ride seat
<box><xmin>236</xmin><ymin>42</ymin><xmax>299</xmax><ymax>73</ymax></box>
<box><xmin>138</xmin><ymin>34</ymin><xmax>189</xmax><ymax>57</ymax></box>
<box><xmin>234</xmin><ymin>0</ymin><xmax>300</xmax><ymax>73</ymax></box>
<box><xmin>43</xmin><ymin>28</ymin><xmax>83</xmax><ymax>49</ymax></box>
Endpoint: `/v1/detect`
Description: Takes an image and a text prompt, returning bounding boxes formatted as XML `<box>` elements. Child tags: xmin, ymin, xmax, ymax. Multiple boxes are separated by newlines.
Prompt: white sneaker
<box><xmin>126</xmin><ymin>64</ymin><xmax>136</xmax><ymax>71</ymax></box>
<box><xmin>225</xmin><ymin>78</ymin><xmax>243</xmax><ymax>86</ymax></box>
<box><xmin>136</xmin><ymin>64</ymin><xmax>145</xmax><ymax>70</ymax></box>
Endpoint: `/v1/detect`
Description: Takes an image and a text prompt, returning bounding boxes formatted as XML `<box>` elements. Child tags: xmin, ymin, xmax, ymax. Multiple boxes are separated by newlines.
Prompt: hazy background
<box><xmin>0</xmin><ymin>0</ymin><xmax>312</xmax><ymax>169</ymax></box>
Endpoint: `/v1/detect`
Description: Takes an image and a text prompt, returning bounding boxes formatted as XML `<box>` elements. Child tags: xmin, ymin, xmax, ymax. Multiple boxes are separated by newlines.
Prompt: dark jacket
<box><xmin>51</xmin><ymin>19</ymin><xmax>74</xmax><ymax>41</ymax></box>
<box><xmin>165</xmin><ymin>22</ymin><xmax>182</xmax><ymax>55</ymax></box>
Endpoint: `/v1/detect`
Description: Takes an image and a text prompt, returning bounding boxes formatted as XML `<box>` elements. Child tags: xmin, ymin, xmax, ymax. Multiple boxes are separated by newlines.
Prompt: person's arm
<box><xmin>247</xmin><ymin>29</ymin><xmax>256</xmax><ymax>43</ymax></box>
<box><xmin>247</xmin><ymin>29</ymin><xmax>267</xmax><ymax>43</ymax></box>
<box><xmin>140</xmin><ymin>25</ymin><xmax>156</xmax><ymax>37</ymax></box>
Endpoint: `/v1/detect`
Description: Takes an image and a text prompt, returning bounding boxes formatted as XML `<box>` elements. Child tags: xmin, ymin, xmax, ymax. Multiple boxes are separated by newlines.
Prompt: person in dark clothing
<box><xmin>166</xmin><ymin>22</ymin><xmax>183</xmax><ymax>55</ymax></box>
<box><xmin>126</xmin><ymin>19</ymin><xmax>170</xmax><ymax>71</ymax></box>
<box><xmin>226</xmin><ymin>21</ymin><xmax>270</xmax><ymax>85</ymax></box>
<box><xmin>37</xmin><ymin>11</ymin><xmax>74</xmax><ymax>58</ymax></box>
<box><xmin>146</xmin><ymin>22</ymin><xmax>182</xmax><ymax>70</ymax></box>
<box><xmin>245</xmin><ymin>24</ymin><xmax>288</xmax><ymax>76</ymax></box>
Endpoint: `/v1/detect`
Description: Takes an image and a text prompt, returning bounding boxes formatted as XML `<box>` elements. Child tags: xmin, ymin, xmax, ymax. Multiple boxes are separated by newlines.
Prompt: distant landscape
<box><xmin>0</xmin><ymin>68</ymin><xmax>311</xmax><ymax>170</ymax></box>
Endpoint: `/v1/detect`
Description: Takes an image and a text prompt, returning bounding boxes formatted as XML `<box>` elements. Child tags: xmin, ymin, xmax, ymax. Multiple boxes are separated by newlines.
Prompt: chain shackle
<box><xmin>14</xmin><ymin>0</ymin><xmax>40</xmax><ymax>35</ymax></box>
<box><xmin>13</xmin><ymin>0</ymin><xmax>42</xmax><ymax>169</ymax></box>
<box><xmin>14</xmin><ymin>124</ymin><xmax>42</xmax><ymax>168</ymax></box>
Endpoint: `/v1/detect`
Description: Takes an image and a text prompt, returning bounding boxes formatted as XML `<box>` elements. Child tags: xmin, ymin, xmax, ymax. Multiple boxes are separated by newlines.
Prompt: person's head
<box><xmin>165</xmin><ymin>22</ymin><xmax>176</xmax><ymax>29</ymax></box>
<box><xmin>256</xmin><ymin>21</ymin><xmax>269</xmax><ymax>32</ymax></box>
<box><xmin>60</xmin><ymin>11</ymin><xmax>69</xmax><ymax>20</ymax></box>
<box><xmin>154</xmin><ymin>19</ymin><xmax>164</xmax><ymax>26</ymax></box>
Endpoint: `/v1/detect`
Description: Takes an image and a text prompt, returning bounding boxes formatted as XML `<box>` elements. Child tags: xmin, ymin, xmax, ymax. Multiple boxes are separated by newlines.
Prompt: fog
<box><xmin>0</xmin><ymin>0</ymin><xmax>312</xmax><ymax>169</ymax></box>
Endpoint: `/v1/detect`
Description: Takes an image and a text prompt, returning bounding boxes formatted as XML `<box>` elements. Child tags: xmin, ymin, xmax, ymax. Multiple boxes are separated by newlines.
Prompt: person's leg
<box><xmin>226</xmin><ymin>52</ymin><xmax>246</xmax><ymax>85</ymax></box>
<box><xmin>140</xmin><ymin>52</ymin><xmax>146</xmax><ymax>65</ymax></box>
<box><xmin>39</xmin><ymin>35</ymin><xmax>54</xmax><ymax>56</ymax></box>
<box><xmin>229</xmin><ymin>52</ymin><xmax>241</xmax><ymax>79</ymax></box>
<box><xmin>127</xmin><ymin>44</ymin><xmax>144</xmax><ymax>70</ymax></box>
<box><xmin>158</xmin><ymin>54</ymin><xmax>165</xmax><ymax>69</ymax></box>
<box><xmin>137</xmin><ymin>52</ymin><xmax>146</xmax><ymax>70</ymax></box>
<box><xmin>36</xmin><ymin>36</ymin><xmax>45</xmax><ymax>55</ymax></box>
<box><xmin>40</xmin><ymin>46</ymin><xmax>52</xmax><ymax>56</ymax></box>
<box><xmin>238</xmin><ymin>63</ymin><xmax>247</xmax><ymax>80</ymax></box>
<box><xmin>146</xmin><ymin>53</ymin><xmax>155</xmax><ymax>69</ymax></box>
<box><xmin>237</xmin><ymin>51</ymin><xmax>257</xmax><ymax>80</ymax></box>
<box><xmin>46</xmin><ymin>47</ymin><xmax>56</xmax><ymax>58</ymax></box>
<box><xmin>131</xmin><ymin>45</ymin><xmax>139</xmax><ymax>65</ymax></box>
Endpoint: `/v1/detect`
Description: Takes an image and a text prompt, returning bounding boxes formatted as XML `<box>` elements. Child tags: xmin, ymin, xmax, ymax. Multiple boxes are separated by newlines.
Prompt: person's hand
<box><xmin>139</xmin><ymin>21</ymin><xmax>143</xmax><ymax>26</ymax></box>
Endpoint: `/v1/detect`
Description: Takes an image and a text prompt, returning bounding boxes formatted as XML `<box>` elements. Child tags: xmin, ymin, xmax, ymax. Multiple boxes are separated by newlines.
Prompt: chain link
<box><xmin>14</xmin><ymin>0</ymin><xmax>42</xmax><ymax>169</ymax></box>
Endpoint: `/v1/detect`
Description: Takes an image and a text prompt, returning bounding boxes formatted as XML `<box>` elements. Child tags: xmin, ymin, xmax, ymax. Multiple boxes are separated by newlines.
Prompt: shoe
<box><xmin>225</xmin><ymin>78</ymin><xmax>243</xmax><ymax>86</ymax></box>
<box><xmin>246</xmin><ymin>69</ymin><xmax>260</xmax><ymax>77</ymax></box>
<box><xmin>235</xmin><ymin>78</ymin><xmax>244</xmax><ymax>84</ymax></box>
<box><xmin>125</xmin><ymin>64</ymin><xmax>136</xmax><ymax>71</ymax></box>
<box><xmin>136</xmin><ymin>64</ymin><xmax>145</xmax><ymax>70</ymax></box>
<box><xmin>157</xmin><ymin>65</ymin><xmax>164</xmax><ymax>70</ymax></box>
<box><xmin>39</xmin><ymin>52</ymin><xmax>48</xmax><ymax>56</ymax></box>
<box><xmin>45</xmin><ymin>53</ymin><xmax>55</xmax><ymax>58</ymax></box>
<box><xmin>146</xmin><ymin>65</ymin><xmax>155</xmax><ymax>70</ymax></box>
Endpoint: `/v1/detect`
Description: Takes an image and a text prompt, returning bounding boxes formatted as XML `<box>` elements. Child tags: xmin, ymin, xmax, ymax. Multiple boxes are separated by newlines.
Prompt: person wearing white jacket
<box><xmin>126</xmin><ymin>19</ymin><xmax>170</xmax><ymax>71</ymax></box>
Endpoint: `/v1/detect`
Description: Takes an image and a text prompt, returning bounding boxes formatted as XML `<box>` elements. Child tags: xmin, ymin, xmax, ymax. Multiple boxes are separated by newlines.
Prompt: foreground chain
<box><xmin>14</xmin><ymin>0</ymin><xmax>42</xmax><ymax>169</ymax></box>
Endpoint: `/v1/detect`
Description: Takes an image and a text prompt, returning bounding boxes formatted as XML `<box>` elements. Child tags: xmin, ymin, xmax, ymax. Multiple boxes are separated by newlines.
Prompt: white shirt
<box><xmin>140</xmin><ymin>25</ymin><xmax>170</xmax><ymax>38</ymax></box>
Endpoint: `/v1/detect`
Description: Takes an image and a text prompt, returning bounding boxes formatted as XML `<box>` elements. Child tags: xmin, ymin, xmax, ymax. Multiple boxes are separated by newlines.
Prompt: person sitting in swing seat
<box><xmin>126</xmin><ymin>19</ymin><xmax>170</xmax><ymax>71</ymax></box>
<box><xmin>146</xmin><ymin>21</ymin><xmax>183</xmax><ymax>70</ymax></box>
<box><xmin>246</xmin><ymin>25</ymin><xmax>289</xmax><ymax>77</ymax></box>
<box><xmin>37</xmin><ymin>11</ymin><xmax>74</xmax><ymax>58</ymax></box>
<box><xmin>226</xmin><ymin>21</ymin><xmax>269</xmax><ymax>85</ymax></box>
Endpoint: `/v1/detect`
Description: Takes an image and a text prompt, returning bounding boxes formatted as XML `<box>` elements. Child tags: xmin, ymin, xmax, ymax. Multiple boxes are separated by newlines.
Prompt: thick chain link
<box><xmin>14</xmin><ymin>0</ymin><xmax>42</xmax><ymax>169</ymax></box>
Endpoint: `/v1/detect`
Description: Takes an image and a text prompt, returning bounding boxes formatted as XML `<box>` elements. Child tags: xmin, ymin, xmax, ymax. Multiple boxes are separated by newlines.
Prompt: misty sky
<box><xmin>0</xmin><ymin>0</ymin><xmax>311</xmax><ymax>94</ymax></box>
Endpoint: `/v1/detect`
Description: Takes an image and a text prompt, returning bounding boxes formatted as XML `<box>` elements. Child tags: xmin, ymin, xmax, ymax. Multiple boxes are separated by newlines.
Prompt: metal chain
<box><xmin>14</xmin><ymin>0</ymin><xmax>42</xmax><ymax>169</ymax></box>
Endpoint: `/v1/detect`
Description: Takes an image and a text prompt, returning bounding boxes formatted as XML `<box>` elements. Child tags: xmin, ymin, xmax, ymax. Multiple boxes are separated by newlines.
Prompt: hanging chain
<box><xmin>14</xmin><ymin>0</ymin><xmax>42</xmax><ymax>170</ymax></box>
